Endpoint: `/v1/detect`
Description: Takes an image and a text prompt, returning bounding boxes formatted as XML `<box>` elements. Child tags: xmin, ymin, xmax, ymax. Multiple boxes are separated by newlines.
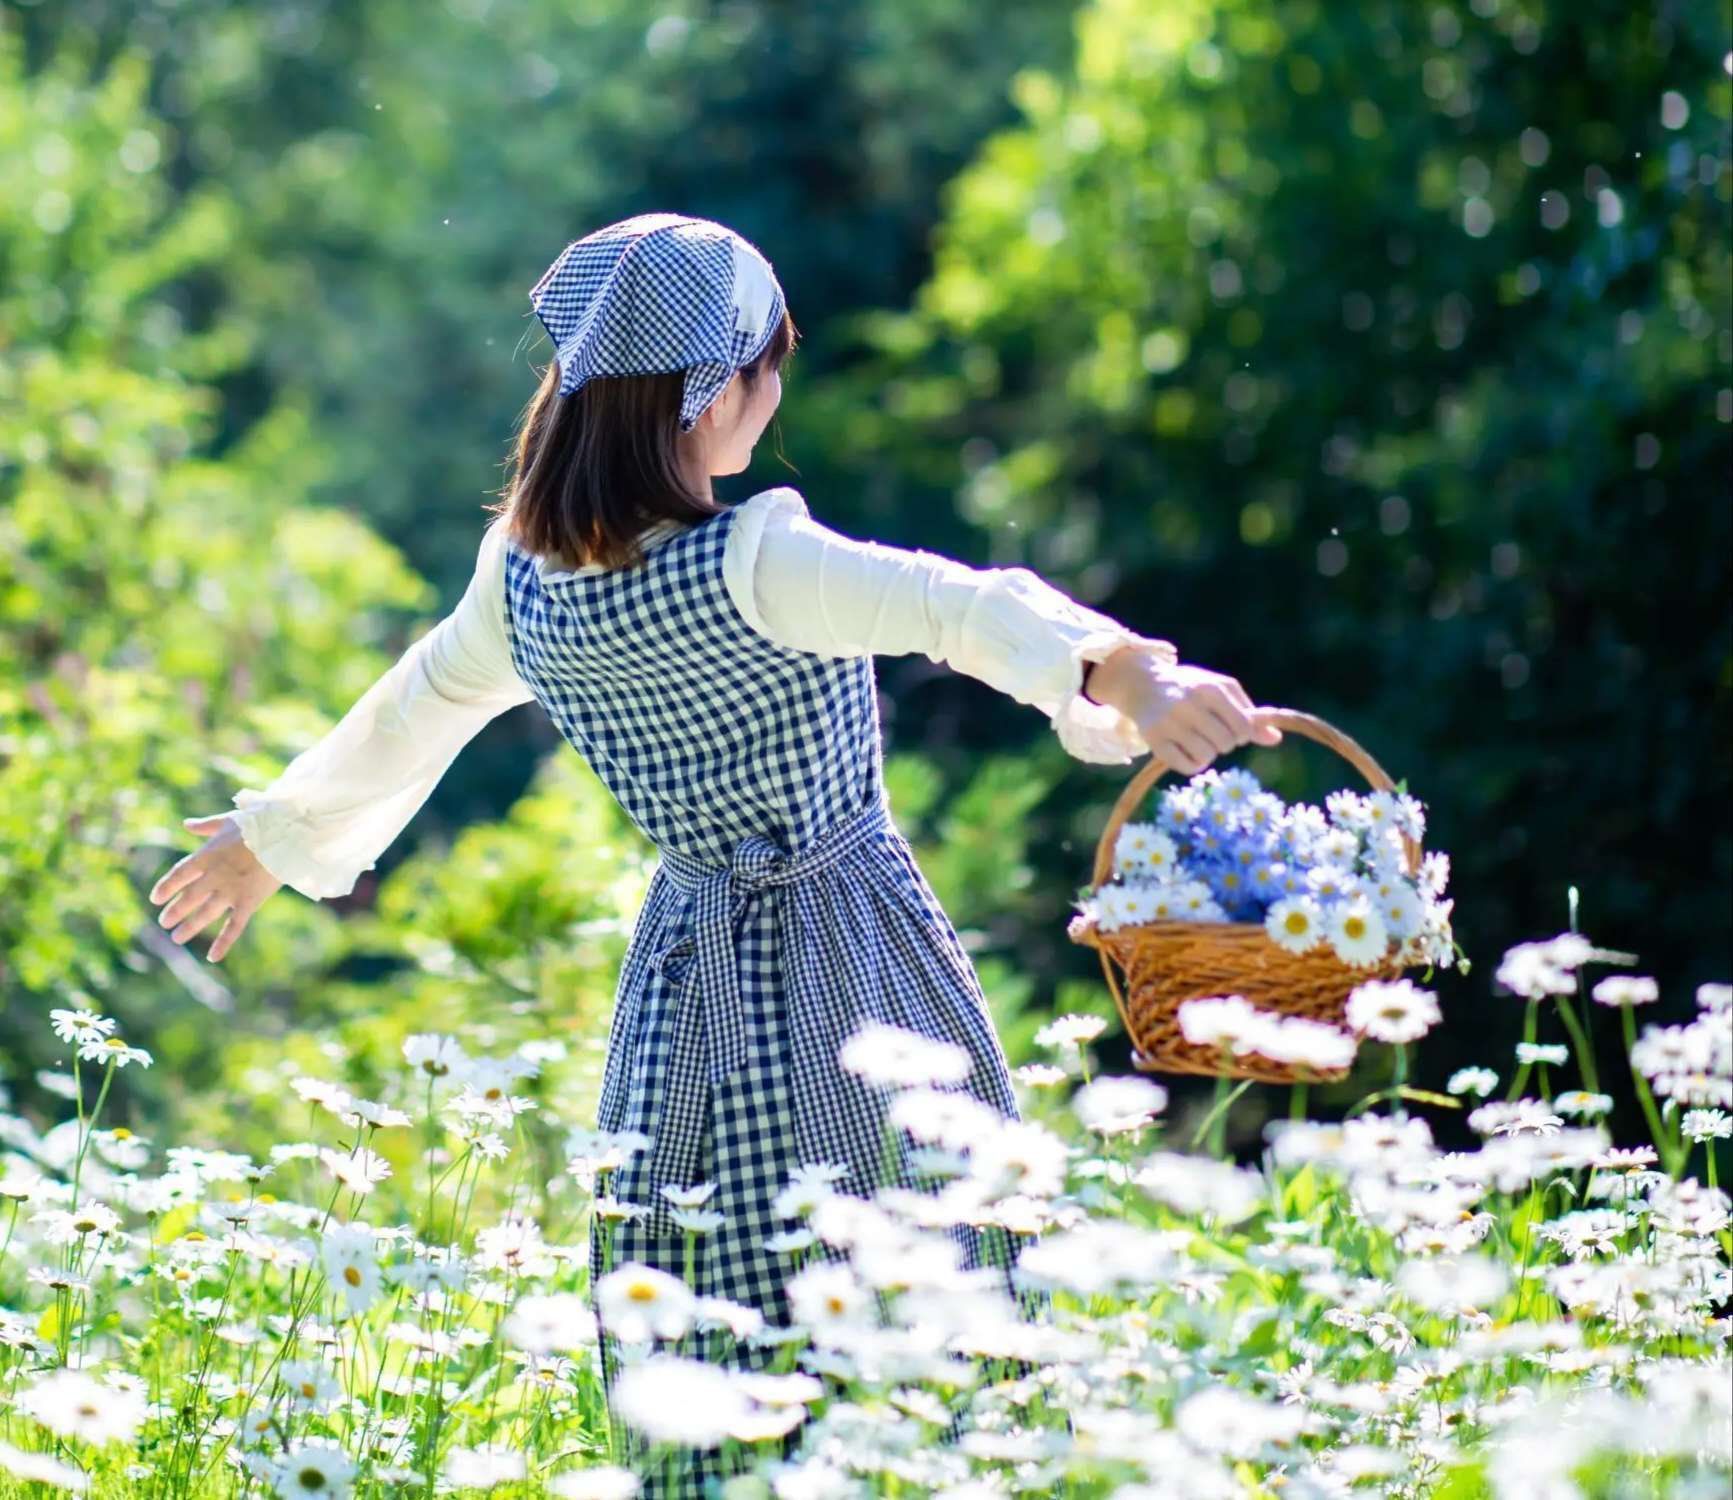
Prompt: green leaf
<box><xmin>1281</xmin><ymin>1163</ymin><xmax>1320</xmax><ymax>1218</ymax></box>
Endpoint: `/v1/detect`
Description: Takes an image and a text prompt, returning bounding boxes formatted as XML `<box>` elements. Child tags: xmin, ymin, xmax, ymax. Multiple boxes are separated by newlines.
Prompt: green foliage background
<box><xmin>2</xmin><ymin>0</ymin><xmax>1728</xmax><ymax>1157</ymax></box>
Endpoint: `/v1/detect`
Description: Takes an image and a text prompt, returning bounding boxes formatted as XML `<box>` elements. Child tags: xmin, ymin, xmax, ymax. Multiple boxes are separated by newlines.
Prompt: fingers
<box><xmin>1156</xmin><ymin>729</ymin><xmax>1216</xmax><ymax>776</ymax></box>
<box><xmin>1196</xmin><ymin>687</ymin><xmax>1255</xmax><ymax>749</ymax></box>
<box><xmin>167</xmin><ymin>891</ymin><xmax>228</xmax><ymax>947</ymax></box>
<box><xmin>1151</xmin><ymin>681</ymin><xmax>1280</xmax><ymax>773</ymax></box>
<box><xmin>150</xmin><ymin>814</ymin><xmax>232</xmax><ymax>905</ymax></box>
<box><xmin>149</xmin><ymin>853</ymin><xmax>202</xmax><ymax>906</ymax></box>
<box><xmin>155</xmin><ymin>875</ymin><xmax>211</xmax><ymax>932</ymax></box>
<box><xmin>1218</xmin><ymin>675</ymin><xmax>1284</xmax><ymax>744</ymax></box>
<box><xmin>207</xmin><ymin>907</ymin><xmax>249</xmax><ymax>963</ymax></box>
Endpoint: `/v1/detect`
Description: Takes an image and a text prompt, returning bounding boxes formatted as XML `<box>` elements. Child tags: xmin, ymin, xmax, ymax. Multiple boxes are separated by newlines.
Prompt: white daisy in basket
<box><xmin>1325</xmin><ymin>787</ymin><xmax>1372</xmax><ymax>830</ymax></box>
<box><xmin>1265</xmin><ymin>894</ymin><xmax>1326</xmax><ymax>954</ymax></box>
<box><xmin>1372</xmin><ymin>882</ymin><xmax>1424</xmax><ymax>945</ymax></box>
<box><xmin>1328</xmin><ymin>900</ymin><xmax>1392</xmax><ymax>968</ymax></box>
<box><xmin>1305</xmin><ymin>862</ymin><xmax>1363</xmax><ymax>904</ymax></box>
<box><xmin>1143</xmin><ymin>882</ymin><xmax>1186</xmax><ymax>921</ymax></box>
<box><xmin>1117</xmin><ymin>883</ymin><xmax>1158</xmax><ymax>925</ymax></box>
<box><xmin>1113</xmin><ymin>821</ymin><xmax>1179</xmax><ymax>880</ymax></box>
<box><xmin>1175</xmin><ymin>879</ymin><xmax>1227</xmax><ymax>922</ymax></box>
<box><xmin>1090</xmin><ymin>882</ymin><xmax>1133</xmax><ymax>931</ymax></box>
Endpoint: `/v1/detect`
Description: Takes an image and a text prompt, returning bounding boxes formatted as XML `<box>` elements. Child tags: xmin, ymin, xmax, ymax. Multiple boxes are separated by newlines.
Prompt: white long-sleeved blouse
<box><xmin>227</xmin><ymin>486</ymin><xmax>1177</xmax><ymax>900</ymax></box>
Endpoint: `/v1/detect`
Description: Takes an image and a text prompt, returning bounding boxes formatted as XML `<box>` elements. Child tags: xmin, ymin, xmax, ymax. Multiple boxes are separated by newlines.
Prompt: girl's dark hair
<box><xmin>488</xmin><ymin>308</ymin><xmax>799</xmax><ymax>571</ymax></box>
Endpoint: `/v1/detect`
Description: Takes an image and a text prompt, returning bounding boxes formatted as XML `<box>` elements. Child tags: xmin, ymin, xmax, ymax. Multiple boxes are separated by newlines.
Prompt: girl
<box><xmin>149</xmin><ymin>213</ymin><xmax>1281</xmax><ymax>1493</ymax></box>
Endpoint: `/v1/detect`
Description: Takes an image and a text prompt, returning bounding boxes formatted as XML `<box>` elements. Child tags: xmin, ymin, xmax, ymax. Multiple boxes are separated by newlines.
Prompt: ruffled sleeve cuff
<box><xmin>1051</xmin><ymin>630</ymin><xmax>1179</xmax><ymax>765</ymax></box>
<box><xmin>228</xmin><ymin>789</ymin><xmax>368</xmax><ymax>901</ymax></box>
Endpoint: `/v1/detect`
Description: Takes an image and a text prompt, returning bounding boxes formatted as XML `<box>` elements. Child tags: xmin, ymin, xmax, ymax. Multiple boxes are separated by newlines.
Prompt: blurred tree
<box><xmin>812</xmin><ymin>0</ymin><xmax>1733</xmax><ymax>1089</ymax></box>
<box><xmin>11</xmin><ymin>0</ymin><xmax>1080</xmax><ymax>590</ymax></box>
<box><xmin>0</xmin><ymin>36</ymin><xmax>638</xmax><ymax>1145</ymax></box>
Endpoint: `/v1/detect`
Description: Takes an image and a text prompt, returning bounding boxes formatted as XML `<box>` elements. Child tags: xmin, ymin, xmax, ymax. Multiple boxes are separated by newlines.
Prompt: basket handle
<box><xmin>1084</xmin><ymin>709</ymin><xmax>1424</xmax><ymax>1060</ymax></box>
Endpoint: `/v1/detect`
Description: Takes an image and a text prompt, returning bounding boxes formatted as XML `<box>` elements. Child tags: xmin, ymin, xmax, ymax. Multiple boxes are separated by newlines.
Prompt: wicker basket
<box><xmin>1066</xmin><ymin>708</ymin><xmax>1426</xmax><ymax>1084</ymax></box>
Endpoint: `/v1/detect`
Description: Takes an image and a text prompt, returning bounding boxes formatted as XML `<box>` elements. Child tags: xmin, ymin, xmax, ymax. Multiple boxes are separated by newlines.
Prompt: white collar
<box><xmin>534</xmin><ymin>517</ymin><xmax>690</xmax><ymax>583</ymax></box>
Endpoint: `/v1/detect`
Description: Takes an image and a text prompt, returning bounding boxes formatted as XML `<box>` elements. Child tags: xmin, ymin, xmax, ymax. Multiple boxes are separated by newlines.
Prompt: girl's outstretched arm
<box><xmin>723</xmin><ymin>486</ymin><xmax>1280</xmax><ymax>772</ymax></box>
<box><xmin>150</xmin><ymin>519</ymin><xmax>534</xmax><ymax>956</ymax></box>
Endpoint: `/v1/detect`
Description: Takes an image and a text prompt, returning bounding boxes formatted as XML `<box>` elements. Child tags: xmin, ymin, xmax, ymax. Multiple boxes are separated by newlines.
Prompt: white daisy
<box><xmin>547</xmin><ymin>1465</ymin><xmax>642</xmax><ymax>1499</ymax></box>
<box><xmin>693</xmin><ymin>1295</ymin><xmax>765</xmax><ymax>1341</ymax></box>
<box><xmin>659</xmin><ymin>1181</ymin><xmax>718</xmax><ymax>1208</ymax></box>
<box><xmin>76</xmin><ymin>1035</ymin><xmax>152</xmax><ymax>1069</ymax></box>
<box><xmin>1395</xmin><ymin>1253</ymin><xmax>1509</xmax><ymax>1314</ymax></box>
<box><xmin>888</xmin><ymin>1087</ymin><xmax>1002</xmax><ymax>1150</ymax></box>
<box><xmin>1344</xmin><ymin>977</ymin><xmax>1440</xmax><ymax>1043</ymax></box>
<box><xmin>48</xmin><ymin>1008</ymin><xmax>115</xmax><ymax>1044</ymax></box>
<box><xmin>838</xmin><ymin>1021</ymin><xmax>971</xmax><ymax>1088</ymax></box>
<box><xmin>277</xmin><ymin>1360</ymin><xmax>342</xmax><ymax>1408</ymax></box>
<box><xmin>1494</xmin><ymin>932</ymin><xmax>1624</xmax><ymax>1000</ymax></box>
<box><xmin>1682</xmin><ymin>1108</ymin><xmax>1732</xmax><ymax>1142</ymax></box>
<box><xmin>30</xmin><ymin>1203</ymin><xmax>121</xmax><ymax>1244</ymax></box>
<box><xmin>1515</xmin><ymin>1042</ymin><xmax>1570</xmax><ymax>1067</ymax></box>
<box><xmin>762</xmin><ymin>1227</ymin><xmax>817</xmax><ymax>1255</ymax></box>
<box><xmin>1113</xmin><ymin>822</ymin><xmax>1180</xmax><ymax>880</ymax></box>
<box><xmin>319</xmin><ymin>1146</ymin><xmax>392</xmax><ymax>1197</ymax></box>
<box><xmin>1253</xmin><ymin>1017</ymin><xmax>1358</xmax><ymax>1073</ymax></box>
<box><xmin>1033</xmin><ymin>1013</ymin><xmax>1106</xmax><ymax>1049</ymax></box>
<box><xmin>965</xmin><ymin>1119</ymin><xmax>1069</xmax><ymax>1199</ymax></box>
<box><xmin>1176</xmin><ymin>881</ymin><xmax>1229</xmax><ymax>921</ymax></box>
<box><xmin>0</xmin><ymin>1438</ymin><xmax>90</xmax><ymax>1493</ymax></box>
<box><xmin>1325</xmin><ymin>788</ymin><xmax>1372</xmax><ymax>831</ymax></box>
<box><xmin>1326</xmin><ymin>899</ymin><xmax>1390</xmax><ymax>967</ymax></box>
<box><xmin>612</xmin><ymin>1355</ymin><xmax>754</xmax><ymax>1449</ymax></box>
<box><xmin>1090</xmin><ymin>882</ymin><xmax>1133</xmax><ymax>931</ymax></box>
<box><xmin>272</xmin><ymin>1439</ymin><xmax>358</xmax><ymax>1499</ymax></box>
<box><xmin>339</xmin><ymin>1098</ymin><xmax>413</xmax><ymax>1130</ymax></box>
<box><xmin>18</xmin><ymin>1369</ymin><xmax>146</xmax><ymax>1445</ymax></box>
<box><xmin>1176</xmin><ymin>995</ymin><xmax>1261</xmax><ymax>1052</ymax></box>
<box><xmin>403</xmin><ymin>1032</ymin><xmax>469</xmax><ymax>1077</ymax></box>
<box><xmin>1117</xmin><ymin>883</ymin><xmax>1158</xmax><ymax>924</ymax></box>
<box><xmin>595</xmin><ymin>1262</ymin><xmax>697</xmax><ymax>1344</ymax></box>
<box><xmin>441</xmin><ymin>1446</ymin><xmax>526</xmax><ymax>1489</ymax></box>
<box><xmin>1590</xmin><ymin>974</ymin><xmax>1659</xmax><ymax>1007</ymax></box>
<box><xmin>319</xmin><ymin>1223</ymin><xmax>383</xmax><ymax>1317</ymax></box>
<box><xmin>1173</xmin><ymin>1383</ymin><xmax>1305</xmax><ymax>1457</ymax></box>
<box><xmin>1265</xmin><ymin>895</ymin><xmax>1326</xmax><ymax>954</ymax></box>
<box><xmin>1447</xmin><ymin>1066</ymin><xmax>1500</xmax><ymax>1097</ymax></box>
<box><xmin>1372</xmin><ymin>881</ymin><xmax>1423</xmax><ymax>944</ymax></box>
<box><xmin>502</xmin><ymin>1292</ymin><xmax>598</xmax><ymax>1354</ymax></box>
<box><xmin>785</xmin><ymin>1262</ymin><xmax>875</xmax><ymax>1335</ymax></box>
<box><xmin>1072</xmin><ymin>1075</ymin><xmax>1168</xmax><ymax>1135</ymax></box>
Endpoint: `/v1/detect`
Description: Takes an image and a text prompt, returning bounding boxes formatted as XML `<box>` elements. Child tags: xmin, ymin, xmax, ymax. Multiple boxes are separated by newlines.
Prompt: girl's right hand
<box><xmin>1088</xmin><ymin>649</ymin><xmax>1283</xmax><ymax>776</ymax></box>
<box><xmin>148</xmin><ymin>814</ymin><xmax>284</xmax><ymax>962</ymax></box>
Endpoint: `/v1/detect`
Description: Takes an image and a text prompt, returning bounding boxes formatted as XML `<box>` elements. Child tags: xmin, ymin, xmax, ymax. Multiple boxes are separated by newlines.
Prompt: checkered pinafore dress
<box><xmin>500</xmin><ymin>500</ymin><xmax>1043</xmax><ymax>1494</ymax></box>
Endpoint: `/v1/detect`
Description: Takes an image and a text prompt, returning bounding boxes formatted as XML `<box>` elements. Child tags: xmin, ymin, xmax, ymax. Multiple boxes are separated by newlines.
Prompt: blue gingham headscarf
<box><xmin>528</xmin><ymin>212</ymin><xmax>787</xmax><ymax>432</ymax></box>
